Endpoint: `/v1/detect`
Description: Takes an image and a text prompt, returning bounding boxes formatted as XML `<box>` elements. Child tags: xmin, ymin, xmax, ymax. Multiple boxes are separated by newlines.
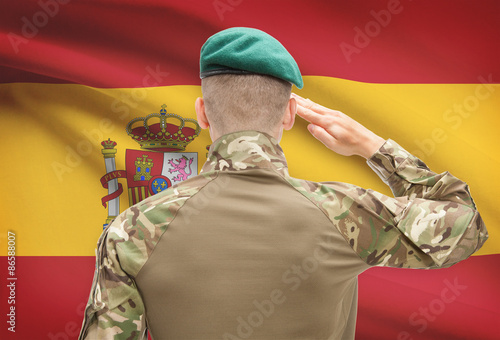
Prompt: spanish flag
<box><xmin>1</xmin><ymin>1</ymin><xmax>498</xmax><ymax>339</ymax></box>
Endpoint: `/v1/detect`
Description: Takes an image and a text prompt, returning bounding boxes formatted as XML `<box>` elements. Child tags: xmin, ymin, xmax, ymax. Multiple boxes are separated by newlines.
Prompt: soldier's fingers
<box><xmin>293</xmin><ymin>93</ymin><xmax>338</xmax><ymax>114</ymax></box>
<box><xmin>296</xmin><ymin>103</ymin><xmax>327</xmax><ymax>126</ymax></box>
<box><xmin>308</xmin><ymin>124</ymin><xmax>338</xmax><ymax>150</ymax></box>
<box><xmin>292</xmin><ymin>93</ymin><xmax>344</xmax><ymax>117</ymax></box>
<box><xmin>292</xmin><ymin>93</ymin><xmax>323</xmax><ymax>112</ymax></box>
<box><xmin>292</xmin><ymin>93</ymin><xmax>314</xmax><ymax>108</ymax></box>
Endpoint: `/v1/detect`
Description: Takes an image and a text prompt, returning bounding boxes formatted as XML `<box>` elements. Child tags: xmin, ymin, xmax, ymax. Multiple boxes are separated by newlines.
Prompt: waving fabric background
<box><xmin>1</xmin><ymin>1</ymin><xmax>499</xmax><ymax>339</ymax></box>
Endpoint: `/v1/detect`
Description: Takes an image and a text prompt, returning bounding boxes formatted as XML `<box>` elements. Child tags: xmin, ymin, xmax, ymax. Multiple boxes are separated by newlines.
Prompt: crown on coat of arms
<box><xmin>126</xmin><ymin>104</ymin><xmax>201</xmax><ymax>152</ymax></box>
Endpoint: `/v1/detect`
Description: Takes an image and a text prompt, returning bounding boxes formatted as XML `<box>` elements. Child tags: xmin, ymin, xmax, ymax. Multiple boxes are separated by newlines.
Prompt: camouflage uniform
<box><xmin>79</xmin><ymin>131</ymin><xmax>487</xmax><ymax>340</ymax></box>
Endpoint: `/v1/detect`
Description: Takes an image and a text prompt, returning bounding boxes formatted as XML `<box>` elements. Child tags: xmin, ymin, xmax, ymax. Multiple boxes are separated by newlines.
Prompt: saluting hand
<box><xmin>292</xmin><ymin>93</ymin><xmax>385</xmax><ymax>159</ymax></box>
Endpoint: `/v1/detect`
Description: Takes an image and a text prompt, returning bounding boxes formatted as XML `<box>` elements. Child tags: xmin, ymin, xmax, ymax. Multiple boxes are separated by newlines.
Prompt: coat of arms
<box><xmin>99</xmin><ymin>104</ymin><xmax>201</xmax><ymax>227</ymax></box>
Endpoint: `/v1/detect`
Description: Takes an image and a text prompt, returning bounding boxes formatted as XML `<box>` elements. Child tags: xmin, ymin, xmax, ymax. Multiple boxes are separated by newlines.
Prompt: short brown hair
<box><xmin>201</xmin><ymin>74</ymin><xmax>292</xmax><ymax>136</ymax></box>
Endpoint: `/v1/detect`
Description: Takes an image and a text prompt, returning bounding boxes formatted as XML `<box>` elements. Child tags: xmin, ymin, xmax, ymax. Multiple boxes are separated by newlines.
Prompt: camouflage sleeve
<box><xmin>78</xmin><ymin>174</ymin><xmax>216</xmax><ymax>339</ymax></box>
<box><xmin>367</xmin><ymin>139</ymin><xmax>478</xmax><ymax>208</ymax></box>
<box><xmin>325</xmin><ymin>183</ymin><xmax>487</xmax><ymax>269</ymax></box>
<box><xmin>353</xmin><ymin>139</ymin><xmax>488</xmax><ymax>268</ymax></box>
<box><xmin>289</xmin><ymin>139</ymin><xmax>488</xmax><ymax>269</ymax></box>
<box><xmin>78</xmin><ymin>222</ymin><xmax>147</xmax><ymax>340</ymax></box>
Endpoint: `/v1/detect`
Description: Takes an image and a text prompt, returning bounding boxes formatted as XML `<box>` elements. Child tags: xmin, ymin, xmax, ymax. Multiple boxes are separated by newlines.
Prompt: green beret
<box><xmin>200</xmin><ymin>27</ymin><xmax>303</xmax><ymax>89</ymax></box>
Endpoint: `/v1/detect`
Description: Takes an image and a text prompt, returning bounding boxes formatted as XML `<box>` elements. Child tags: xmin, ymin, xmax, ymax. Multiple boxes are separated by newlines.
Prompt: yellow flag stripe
<box><xmin>0</xmin><ymin>77</ymin><xmax>497</xmax><ymax>256</ymax></box>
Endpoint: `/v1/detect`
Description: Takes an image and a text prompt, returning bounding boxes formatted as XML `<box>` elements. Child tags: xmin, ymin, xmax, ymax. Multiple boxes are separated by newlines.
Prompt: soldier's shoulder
<box><xmin>108</xmin><ymin>171</ymin><xmax>217</xmax><ymax>236</ymax></box>
<box><xmin>286</xmin><ymin>175</ymin><xmax>356</xmax><ymax>198</ymax></box>
<box><xmin>102</xmin><ymin>172</ymin><xmax>219</xmax><ymax>274</ymax></box>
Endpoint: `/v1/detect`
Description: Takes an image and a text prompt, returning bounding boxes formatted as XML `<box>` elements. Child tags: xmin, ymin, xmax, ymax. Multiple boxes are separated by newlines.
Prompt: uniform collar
<box><xmin>201</xmin><ymin>130</ymin><xmax>289</xmax><ymax>176</ymax></box>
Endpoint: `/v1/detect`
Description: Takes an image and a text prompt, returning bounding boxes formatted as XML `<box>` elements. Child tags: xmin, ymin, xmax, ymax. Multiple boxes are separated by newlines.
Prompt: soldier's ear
<box><xmin>195</xmin><ymin>97</ymin><xmax>209</xmax><ymax>129</ymax></box>
<box><xmin>283</xmin><ymin>96</ymin><xmax>296</xmax><ymax>131</ymax></box>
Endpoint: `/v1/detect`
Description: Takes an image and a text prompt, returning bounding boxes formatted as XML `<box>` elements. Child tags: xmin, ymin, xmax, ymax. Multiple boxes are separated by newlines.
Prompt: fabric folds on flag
<box><xmin>0</xmin><ymin>1</ymin><xmax>498</xmax><ymax>339</ymax></box>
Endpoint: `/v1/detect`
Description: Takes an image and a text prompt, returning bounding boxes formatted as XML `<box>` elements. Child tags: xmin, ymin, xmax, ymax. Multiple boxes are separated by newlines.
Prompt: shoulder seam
<box><xmin>279</xmin><ymin>172</ymin><xmax>373</xmax><ymax>266</ymax></box>
<box><xmin>121</xmin><ymin>172</ymin><xmax>220</xmax><ymax>279</ymax></box>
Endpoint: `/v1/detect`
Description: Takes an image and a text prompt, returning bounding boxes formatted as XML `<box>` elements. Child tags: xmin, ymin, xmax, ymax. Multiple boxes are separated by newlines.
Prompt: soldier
<box><xmin>79</xmin><ymin>27</ymin><xmax>488</xmax><ymax>340</ymax></box>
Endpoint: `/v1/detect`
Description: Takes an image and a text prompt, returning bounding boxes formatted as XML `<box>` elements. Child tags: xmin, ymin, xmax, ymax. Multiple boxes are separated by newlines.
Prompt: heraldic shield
<box><xmin>100</xmin><ymin>105</ymin><xmax>201</xmax><ymax>228</ymax></box>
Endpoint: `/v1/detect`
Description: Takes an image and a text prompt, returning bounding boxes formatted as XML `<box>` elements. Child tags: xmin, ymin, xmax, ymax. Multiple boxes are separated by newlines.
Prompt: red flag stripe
<box><xmin>1</xmin><ymin>255</ymin><xmax>498</xmax><ymax>339</ymax></box>
<box><xmin>1</xmin><ymin>0</ymin><xmax>499</xmax><ymax>86</ymax></box>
